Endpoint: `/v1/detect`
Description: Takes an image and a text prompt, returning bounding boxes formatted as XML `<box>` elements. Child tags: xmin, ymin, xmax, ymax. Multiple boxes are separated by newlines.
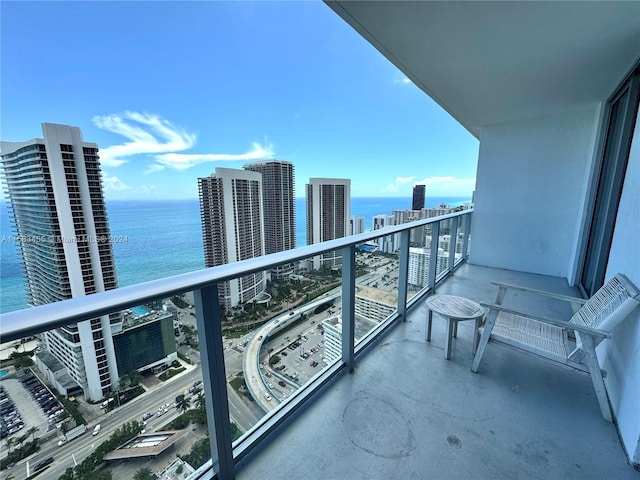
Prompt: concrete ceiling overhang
<box><xmin>326</xmin><ymin>1</ymin><xmax>640</xmax><ymax>138</ymax></box>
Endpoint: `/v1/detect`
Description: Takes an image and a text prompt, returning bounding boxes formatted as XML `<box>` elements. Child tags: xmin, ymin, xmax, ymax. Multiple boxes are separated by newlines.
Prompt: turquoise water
<box><xmin>0</xmin><ymin>369</ymin><xmax>8</xmax><ymax>379</ymax></box>
<box><xmin>1</xmin><ymin>196</ymin><xmax>470</xmax><ymax>314</ymax></box>
<box><xmin>131</xmin><ymin>306</ymin><xmax>151</xmax><ymax>316</ymax></box>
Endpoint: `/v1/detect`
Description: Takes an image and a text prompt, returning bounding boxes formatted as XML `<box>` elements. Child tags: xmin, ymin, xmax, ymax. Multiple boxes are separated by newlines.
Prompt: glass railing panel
<box><xmin>0</xmin><ymin>295</ymin><xmax>207</xmax><ymax>478</ymax></box>
<box><xmin>0</xmin><ymin>209</ymin><xmax>474</xmax><ymax>478</ymax></box>
<box><xmin>230</xmin><ymin>255</ymin><xmax>342</xmax><ymax>442</ymax></box>
<box><xmin>354</xmin><ymin>234</ymin><xmax>401</xmax><ymax>344</ymax></box>
<box><xmin>435</xmin><ymin>219</ymin><xmax>450</xmax><ymax>280</ymax></box>
<box><xmin>406</xmin><ymin>224</ymin><xmax>431</xmax><ymax>299</ymax></box>
<box><xmin>109</xmin><ymin>294</ymin><xmax>208</xmax><ymax>477</ymax></box>
<box><xmin>454</xmin><ymin>214</ymin><xmax>467</xmax><ymax>266</ymax></box>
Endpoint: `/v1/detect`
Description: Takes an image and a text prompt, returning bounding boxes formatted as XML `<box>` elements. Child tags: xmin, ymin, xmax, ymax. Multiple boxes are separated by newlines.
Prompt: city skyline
<box><xmin>1</xmin><ymin>1</ymin><xmax>479</xmax><ymax>201</ymax></box>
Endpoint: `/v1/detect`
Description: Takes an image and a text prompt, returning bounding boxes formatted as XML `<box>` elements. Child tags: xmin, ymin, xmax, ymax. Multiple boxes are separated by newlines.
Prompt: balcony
<box><xmin>236</xmin><ymin>263</ymin><xmax>637</xmax><ymax>479</ymax></box>
<box><xmin>1</xmin><ymin>210</ymin><xmax>638</xmax><ymax>479</ymax></box>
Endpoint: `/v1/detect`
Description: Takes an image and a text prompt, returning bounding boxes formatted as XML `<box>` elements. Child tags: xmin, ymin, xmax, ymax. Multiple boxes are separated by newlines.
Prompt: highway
<box><xmin>242</xmin><ymin>292</ymin><xmax>340</xmax><ymax>412</ymax></box>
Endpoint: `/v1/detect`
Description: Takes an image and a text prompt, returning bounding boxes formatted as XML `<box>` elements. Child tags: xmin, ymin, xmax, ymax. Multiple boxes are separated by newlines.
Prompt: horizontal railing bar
<box><xmin>0</xmin><ymin>209</ymin><xmax>471</xmax><ymax>343</ymax></box>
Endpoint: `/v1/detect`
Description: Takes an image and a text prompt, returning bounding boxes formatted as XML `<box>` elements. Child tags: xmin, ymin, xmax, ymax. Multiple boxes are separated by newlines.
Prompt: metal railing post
<box><xmin>447</xmin><ymin>216</ymin><xmax>459</xmax><ymax>274</ymax></box>
<box><xmin>427</xmin><ymin>221</ymin><xmax>440</xmax><ymax>291</ymax></box>
<box><xmin>397</xmin><ymin>230</ymin><xmax>410</xmax><ymax>320</ymax></box>
<box><xmin>341</xmin><ymin>245</ymin><xmax>356</xmax><ymax>373</ymax></box>
<box><xmin>194</xmin><ymin>284</ymin><xmax>235</xmax><ymax>480</ymax></box>
<box><xmin>462</xmin><ymin>212</ymin><xmax>471</xmax><ymax>261</ymax></box>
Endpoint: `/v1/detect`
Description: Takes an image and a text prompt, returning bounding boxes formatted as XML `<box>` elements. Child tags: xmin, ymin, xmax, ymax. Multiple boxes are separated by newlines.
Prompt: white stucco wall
<box><xmin>470</xmin><ymin>106</ymin><xmax>600</xmax><ymax>278</ymax></box>
<box><xmin>602</xmin><ymin>103</ymin><xmax>640</xmax><ymax>466</ymax></box>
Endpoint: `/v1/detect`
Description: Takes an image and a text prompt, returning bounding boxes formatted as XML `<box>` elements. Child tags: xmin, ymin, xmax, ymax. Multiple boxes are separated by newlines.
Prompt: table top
<box><xmin>426</xmin><ymin>294</ymin><xmax>484</xmax><ymax>320</ymax></box>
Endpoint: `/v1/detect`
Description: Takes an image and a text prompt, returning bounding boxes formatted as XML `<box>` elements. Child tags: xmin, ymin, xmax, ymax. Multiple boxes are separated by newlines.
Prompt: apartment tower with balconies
<box><xmin>1</xmin><ymin>123</ymin><xmax>121</xmax><ymax>401</ymax></box>
<box><xmin>199</xmin><ymin>167</ymin><xmax>268</xmax><ymax>310</ymax></box>
<box><xmin>305</xmin><ymin>178</ymin><xmax>351</xmax><ymax>270</ymax></box>
<box><xmin>244</xmin><ymin>160</ymin><xmax>296</xmax><ymax>278</ymax></box>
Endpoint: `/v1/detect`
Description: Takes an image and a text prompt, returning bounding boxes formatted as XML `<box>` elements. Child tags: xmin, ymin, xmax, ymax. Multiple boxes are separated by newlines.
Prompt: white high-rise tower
<box><xmin>1</xmin><ymin>123</ymin><xmax>121</xmax><ymax>401</ymax></box>
<box><xmin>199</xmin><ymin>167</ymin><xmax>268</xmax><ymax>310</ymax></box>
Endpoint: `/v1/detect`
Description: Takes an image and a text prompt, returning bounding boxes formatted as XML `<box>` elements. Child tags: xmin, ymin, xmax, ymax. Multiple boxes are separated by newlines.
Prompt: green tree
<box><xmin>175</xmin><ymin>394</ymin><xmax>191</xmax><ymax>413</ymax></box>
<box><xmin>59</xmin><ymin>467</ymin><xmax>76</xmax><ymax>480</ymax></box>
<box><xmin>133</xmin><ymin>467</ymin><xmax>153</xmax><ymax>480</ymax></box>
<box><xmin>127</xmin><ymin>369</ymin><xmax>143</xmax><ymax>386</ymax></box>
<box><xmin>194</xmin><ymin>393</ymin><xmax>205</xmax><ymax>411</ymax></box>
<box><xmin>26</xmin><ymin>426</ymin><xmax>39</xmax><ymax>441</ymax></box>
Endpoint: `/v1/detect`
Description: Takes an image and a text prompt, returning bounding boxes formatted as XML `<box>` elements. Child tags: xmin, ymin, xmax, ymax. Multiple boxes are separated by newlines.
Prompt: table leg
<box><xmin>445</xmin><ymin>317</ymin><xmax>454</xmax><ymax>360</ymax></box>
<box><xmin>453</xmin><ymin>320</ymin><xmax>458</xmax><ymax>338</ymax></box>
<box><xmin>426</xmin><ymin>310</ymin><xmax>433</xmax><ymax>342</ymax></box>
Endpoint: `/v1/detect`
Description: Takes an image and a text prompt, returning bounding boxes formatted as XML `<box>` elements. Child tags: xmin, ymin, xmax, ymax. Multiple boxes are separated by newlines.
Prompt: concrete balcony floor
<box><xmin>236</xmin><ymin>264</ymin><xmax>640</xmax><ymax>479</ymax></box>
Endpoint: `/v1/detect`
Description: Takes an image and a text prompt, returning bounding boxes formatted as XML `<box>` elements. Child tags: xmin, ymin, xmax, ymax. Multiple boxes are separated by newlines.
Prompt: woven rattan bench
<box><xmin>471</xmin><ymin>274</ymin><xmax>640</xmax><ymax>422</ymax></box>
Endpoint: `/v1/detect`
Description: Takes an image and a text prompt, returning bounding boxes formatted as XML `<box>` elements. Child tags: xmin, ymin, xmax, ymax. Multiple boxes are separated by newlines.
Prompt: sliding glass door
<box><xmin>580</xmin><ymin>73</ymin><xmax>639</xmax><ymax>297</ymax></box>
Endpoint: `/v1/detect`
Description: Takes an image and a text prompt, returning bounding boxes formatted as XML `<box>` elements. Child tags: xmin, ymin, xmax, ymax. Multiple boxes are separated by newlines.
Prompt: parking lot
<box><xmin>1</xmin><ymin>370</ymin><xmax>62</xmax><ymax>448</ymax></box>
<box><xmin>260</xmin><ymin>320</ymin><xmax>327</xmax><ymax>400</ymax></box>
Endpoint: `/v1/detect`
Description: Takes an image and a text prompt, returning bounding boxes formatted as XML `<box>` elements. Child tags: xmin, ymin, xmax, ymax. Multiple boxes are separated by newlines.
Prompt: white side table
<box><xmin>426</xmin><ymin>294</ymin><xmax>485</xmax><ymax>360</ymax></box>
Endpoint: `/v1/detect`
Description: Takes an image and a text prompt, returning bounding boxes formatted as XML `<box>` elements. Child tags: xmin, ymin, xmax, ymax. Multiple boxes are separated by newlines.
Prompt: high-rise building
<box><xmin>305</xmin><ymin>178</ymin><xmax>351</xmax><ymax>270</ymax></box>
<box><xmin>244</xmin><ymin>160</ymin><xmax>296</xmax><ymax>278</ymax></box>
<box><xmin>1</xmin><ymin>123</ymin><xmax>121</xmax><ymax>401</ymax></box>
<box><xmin>412</xmin><ymin>184</ymin><xmax>426</xmax><ymax>210</ymax></box>
<box><xmin>350</xmin><ymin>216</ymin><xmax>365</xmax><ymax>236</ymax></box>
<box><xmin>372</xmin><ymin>214</ymin><xmax>395</xmax><ymax>253</ymax></box>
<box><xmin>199</xmin><ymin>167</ymin><xmax>268</xmax><ymax>310</ymax></box>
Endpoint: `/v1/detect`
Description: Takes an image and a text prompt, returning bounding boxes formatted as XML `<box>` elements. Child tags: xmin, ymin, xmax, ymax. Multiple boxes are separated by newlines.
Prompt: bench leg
<box><xmin>579</xmin><ymin>333</ymin><xmax>613</xmax><ymax>422</ymax></box>
<box><xmin>472</xmin><ymin>317</ymin><xmax>482</xmax><ymax>355</ymax></box>
<box><xmin>472</xmin><ymin>309</ymin><xmax>497</xmax><ymax>373</ymax></box>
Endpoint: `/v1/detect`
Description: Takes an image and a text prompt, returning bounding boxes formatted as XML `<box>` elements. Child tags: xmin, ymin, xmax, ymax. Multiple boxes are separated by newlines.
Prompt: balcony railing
<box><xmin>0</xmin><ymin>209</ymin><xmax>472</xmax><ymax>479</ymax></box>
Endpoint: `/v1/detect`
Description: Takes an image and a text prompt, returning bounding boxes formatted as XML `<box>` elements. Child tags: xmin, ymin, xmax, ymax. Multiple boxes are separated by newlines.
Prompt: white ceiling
<box><xmin>327</xmin><ymin>1</ymin><xmax>640</xmax><ymax>138</ymax></box>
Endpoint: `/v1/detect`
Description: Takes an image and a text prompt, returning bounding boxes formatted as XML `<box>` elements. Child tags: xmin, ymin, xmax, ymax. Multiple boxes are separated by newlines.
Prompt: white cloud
<box><xmin>395</xmin><ymin>176</ymin><xmax>415</xmax><ymax>184</ymax></box>
<box><xmin>93</xmin><ymin>111</ymin><xmax>274</xmax><ymax>171</ymax></box>
<box><xmin>383</xmin><ymin>175</ymin><xmax>476</xmax><ymax>196</ymax></box>
<box><xmin>414</xmin><ymin>176</ymin><xmax>476</xmax><ymax>195</ymax></box>
<box><xmin>393</xmin><ymin>77</ymin><xmax>412</xmax><ymax>85</ymax></box>
<box><xmin>144</xmin><ymin>164</ymin><xmax>166</xmax><ymax>174</ymax></box>
<box><xmin>155</xmin><ymin>140</ymin><xmax>274</xmax><ymax>171</ymax></box>
<box><xmin>93</xmin><ymin>111</ymin><xmax>196</xmax><ymax>167</ymax></box>
<box><xmin>102</xmin><ymin>175</ymin><xmax>131</xmax><ymax>191</ymax></box>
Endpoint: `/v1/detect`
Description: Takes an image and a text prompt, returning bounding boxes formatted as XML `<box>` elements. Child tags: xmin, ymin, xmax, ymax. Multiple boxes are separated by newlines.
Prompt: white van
<box><xmin>92</xmin><ymin>424</ymin><xmax>101</xmax><ymax>436</ymax></box>
<box><xmin>264</xmin><ymin>394</ymin><xmax>272</xmax><ymax>402</ymax></box>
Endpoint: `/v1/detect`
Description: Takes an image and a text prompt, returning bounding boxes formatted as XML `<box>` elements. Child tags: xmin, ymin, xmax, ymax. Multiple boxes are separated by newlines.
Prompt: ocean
<box><xmin>0</xmin><ymin>196</ymin><xmax>470</xmax><ymax>314</ymax></box>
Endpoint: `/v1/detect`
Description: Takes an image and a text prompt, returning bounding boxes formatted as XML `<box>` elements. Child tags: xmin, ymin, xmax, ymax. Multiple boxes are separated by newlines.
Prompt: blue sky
<box><xmin>1</xmin><ymin>1</ymin><xmax>479</xmax><ymax>200</ymax></box>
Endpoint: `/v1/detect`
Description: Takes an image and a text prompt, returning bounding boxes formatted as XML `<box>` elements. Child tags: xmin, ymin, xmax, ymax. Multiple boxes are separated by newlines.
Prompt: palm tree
<box><xmin>14</xmin><ymin>433</ymin><xmax>28</xmax><ymax>449</ymax></box>
<box><xmin>127</xmin><ymin>369</ymin><xmax>143</xmax><ymax>386</ymax></box>
<box><xmin>133</xmin><ymin>467</ymin><xmax>153</xmax><ymax>480</ymax></box>
<box><xmin>26</xmin><ymin>426</ymin><xmax>39</xmax><ymax>442</ymax></box>
<box><xmin>5</xmin><ymin>437</ymin><xmax>14</xmax><ymax>454</ymax></box>
<box><xmin>175</xmin><ymin>394</ymin><xmax>191</xmax><ymax>413</ymax></box>
<box><xmin>194</xmin><ymin>392</ymin><xmax>205</xmax><ymax>411</ymax></box>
